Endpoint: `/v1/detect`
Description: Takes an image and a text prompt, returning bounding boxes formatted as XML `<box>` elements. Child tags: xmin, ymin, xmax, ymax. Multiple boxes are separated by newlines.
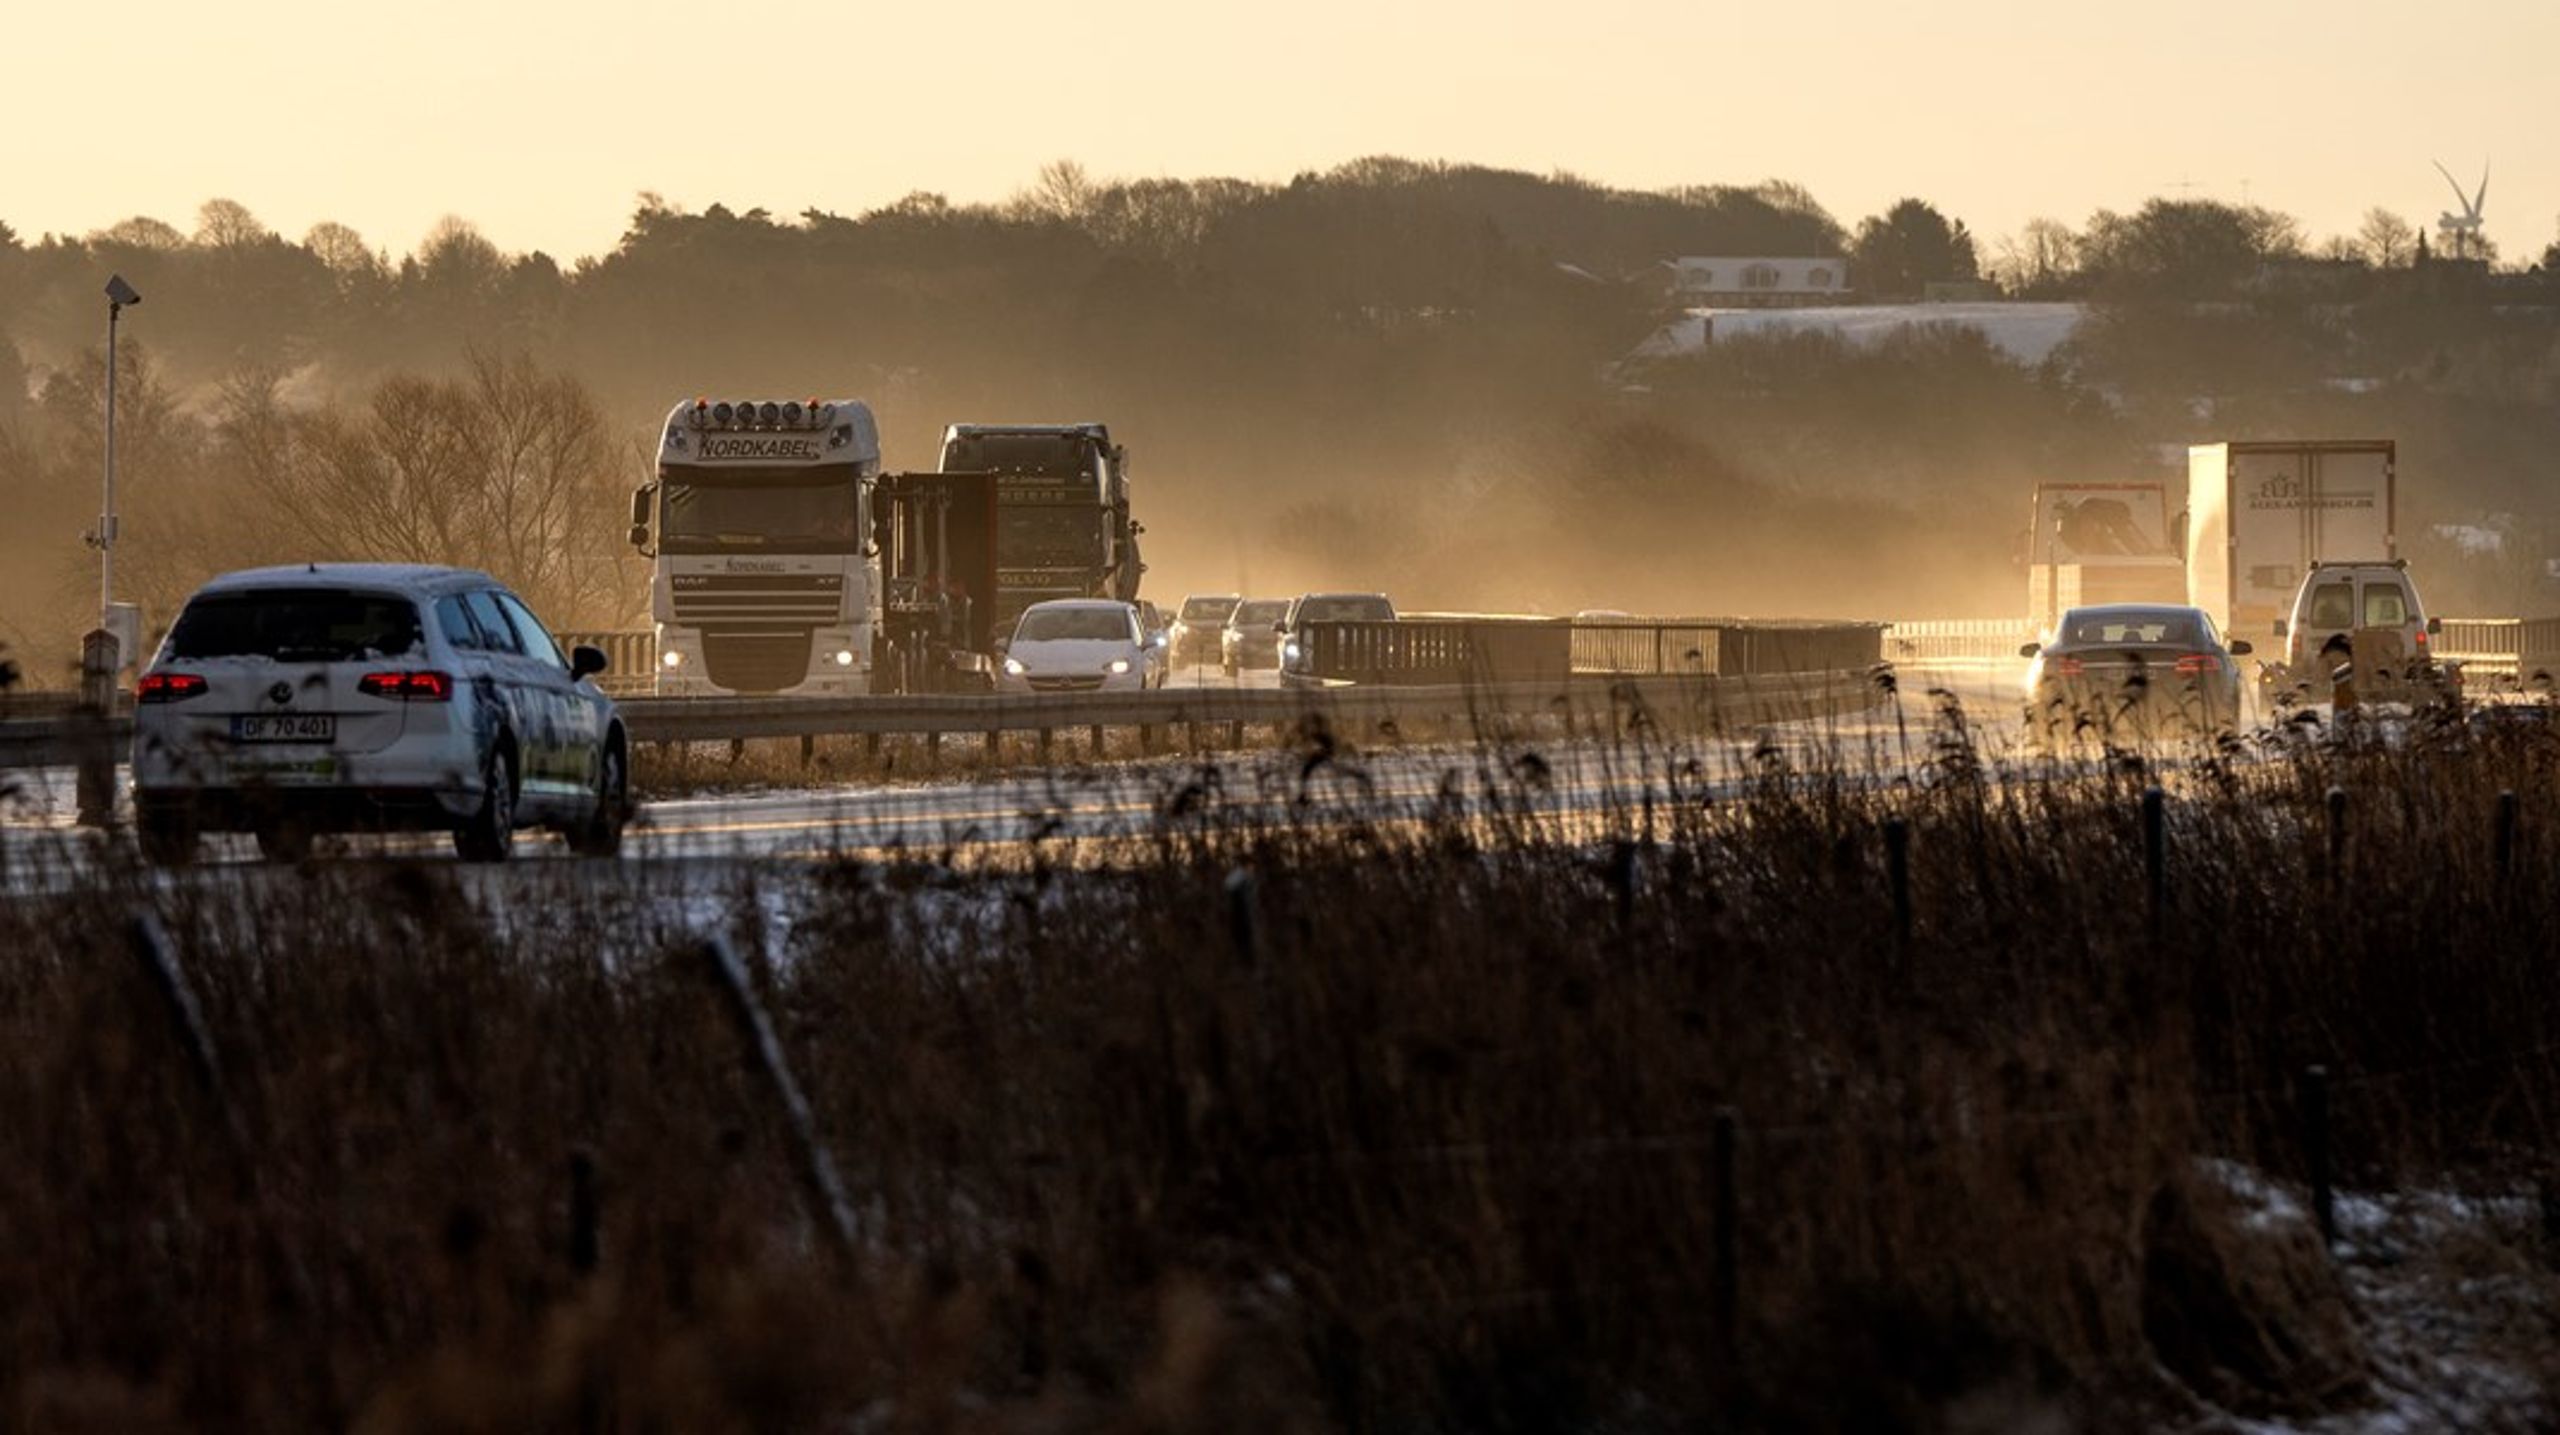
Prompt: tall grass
<box><xmin>2</xmin><ymin>703</ymin><xmax>2557</xmax><ymax>1430</ymax></box>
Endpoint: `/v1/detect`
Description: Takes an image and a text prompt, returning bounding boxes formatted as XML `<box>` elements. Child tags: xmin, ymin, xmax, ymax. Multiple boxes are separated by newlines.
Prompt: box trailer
<box><xmin>2187</xmin><ymin>441</ymin><xmax>2396</xmax><ymax>641</ymax></box>
<box><xmin>2023</xmin><ymin>481</ymin><xmax>2185</xmax><ymax>633</ymax></box>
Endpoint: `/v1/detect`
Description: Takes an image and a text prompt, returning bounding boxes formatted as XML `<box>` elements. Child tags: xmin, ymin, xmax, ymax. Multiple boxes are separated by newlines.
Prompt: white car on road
<box><xmin>997</xmin><ymin>599</ymin><xmax>1159</xmax><ymax>694</ymax></box>
<box><xmin>131</xmin><ymin>564</ymin><xmax>632</xmax><ymax>864</ymax></box>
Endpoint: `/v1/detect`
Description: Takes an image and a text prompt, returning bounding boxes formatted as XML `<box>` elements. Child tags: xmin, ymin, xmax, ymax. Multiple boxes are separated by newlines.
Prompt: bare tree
<box><xmin>1016</xmin><ymin>160</ymin><xmax>1097</xmax><ymax>224</ymax></box>
<box><xmin>303</xmin><ymin>221</ymin><xmax>387</xmax><ymax>283</ymax></box>
<box><xmin>1989</xmin><ymin>218</ymin><xmax>2078</xmax><ymax>294</ymax></box>
<box><xmin>2357</xmin><ymin>208</ymin><xmax>2417</xmax><ymax>268</ymax></box>
<box><xmin>194</xmin><ymin>198</ymin><xmax>271</xmax><ymax>249</ymax></box>
<box><xmin>91</xmin><ymin>216</ymin><xmax>186</xmax><ymax>251</ymax></box>
<box><xmin>228</xmin><ymin>352</ymin><xmax>635</xmax><ymax>626</ymax></box>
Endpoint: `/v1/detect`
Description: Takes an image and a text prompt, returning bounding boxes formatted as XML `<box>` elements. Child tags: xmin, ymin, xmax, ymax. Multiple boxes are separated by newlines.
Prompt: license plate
<box><xmin>231</xmin><ymin>714</ymin><xmax>336</xmax><ymax>743</ymax></box>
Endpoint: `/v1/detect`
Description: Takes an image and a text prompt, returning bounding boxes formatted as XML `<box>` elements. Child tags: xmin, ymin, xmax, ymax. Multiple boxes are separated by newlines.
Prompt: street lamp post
<box><xmin>98</xmin><ymin>274</ymin><xmax>140</xmax><ymax>640</ymax></box>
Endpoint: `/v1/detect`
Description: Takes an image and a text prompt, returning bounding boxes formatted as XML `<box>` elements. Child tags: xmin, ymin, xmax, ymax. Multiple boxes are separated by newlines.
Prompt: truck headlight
<box><xmin>833</xmin><ymin>649</ymin><xmax>855</xmax><ymax>667</ymax></box>
<box><xmin>661</xmin><ymin>650</ymin><xmax>684</xmax><ymax>669</ymax></box>
<box><xmin>1282</xmin><ymin>640</ymin><xmax>1301</xmax><ymax>662</ymax></box>
<box><xmin>1108</xmin><ymin>659</ymin><xmax>1131</xmax><ymax>674</ymax></box>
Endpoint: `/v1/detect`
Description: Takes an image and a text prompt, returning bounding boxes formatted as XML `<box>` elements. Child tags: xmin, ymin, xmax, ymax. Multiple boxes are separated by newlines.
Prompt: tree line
<box><xmin>3</xmin><ymin>159</ymin><xmax>2557</xmax><ymax>680</ymax></box>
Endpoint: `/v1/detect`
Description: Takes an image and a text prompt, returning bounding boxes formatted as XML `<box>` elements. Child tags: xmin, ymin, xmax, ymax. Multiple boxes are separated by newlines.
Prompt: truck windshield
<box><xmin>661</xmin><ymin>469</ymin><xmax>862</xmax><ymax>553</ymax></box>
<box><xmin>943</xmin><ymin>433</ymin><xmax>1095</xmax><ymax>476</ymax></box>
<box><xmin>999</xmin><ymin>506</ymin><xmax>1103</xmax><ymax>568</ymax></box>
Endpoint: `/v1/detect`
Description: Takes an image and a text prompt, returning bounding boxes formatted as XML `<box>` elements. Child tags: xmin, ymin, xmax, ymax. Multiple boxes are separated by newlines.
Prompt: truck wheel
<box><xmin>454</xmin><ymin>746</ymin><xmax>518</xmax><ymax>863</ymax></box>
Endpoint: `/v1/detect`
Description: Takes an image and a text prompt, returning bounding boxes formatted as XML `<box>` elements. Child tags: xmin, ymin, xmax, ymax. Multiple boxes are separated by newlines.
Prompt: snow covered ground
<box><xmin>2200</xmin><ymin>1160</ymin><xmax>2554</xmax><ymax>1432</ymax></box>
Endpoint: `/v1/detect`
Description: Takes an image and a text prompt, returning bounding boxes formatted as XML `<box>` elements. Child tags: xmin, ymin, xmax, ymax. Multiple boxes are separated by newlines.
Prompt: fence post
<box><xmin>2142</xmin><ymin>786</ymin><xmax>2167</xmax><ymax>936</ymax></box>
<box><xmin>1089</xmin><ymin>723</ymin><xmax>1106</xmax><ymax>757</ymax></box>
<box><xmin>699</xmin><ymin>934</ymin><xmax>863</xmax><ymax>1268</ymax></box>
<box><xmin>1711</xmin><ymin>1108</ymin><xmax>1740</xmax><ymax>1360</ymax></box>
<box><xmin>1882</xmin><ymin>817</ymin><xmax>1912</xmax><ymax>953</ymax></box>
<box><xmin>76</xmin><ymin>629</ymin><xmax>118</xmax><ymax>829</ymax></box>
<box><xmin>1226</xmin><ymin>867</ymin><xmax>1260</xmax><ymax>967</ymax></box>
<box><xmin>2302</xmin><ymin>1064</ymin><xmax>2336</xmax><ymax>1248</ymax></box>
<box><xmin>2325</xmin><ymin>786</ymin><xmax>2348</xmax><ymax>888</ymax></box>
<box><xmin>1608</xmin><ymin>839</ymin><xmax>1639</xmax><ymax>933</ymax></box>
<box><xmin>568</xmin><ymin>1148</ymin><xmax>601</xmax><ymax>1276</ymax></box>
<box><xmin>2495</xmin><ymin>789</ymin><xmax>2518</xmax><ymax>890</ymax></box>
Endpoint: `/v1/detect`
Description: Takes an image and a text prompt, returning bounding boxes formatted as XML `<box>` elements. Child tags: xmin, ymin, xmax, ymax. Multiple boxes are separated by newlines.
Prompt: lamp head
<box><xmin>104</xmin><ymin>275</ymin><xmax>140</xmax><ymax>308</ymax></box>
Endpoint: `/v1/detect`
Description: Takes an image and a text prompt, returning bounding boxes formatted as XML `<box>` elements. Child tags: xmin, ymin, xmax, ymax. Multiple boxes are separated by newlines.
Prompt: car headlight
<box><xmin>660</xmin><ymin>650</ymin><xmax>684</xmax><ymax>669</ymax></box>
<box><xmin>832</xmin><ymin>649</ymin><xmax>855</xmax><ymax>667</ymax></box>
<box><xmin>1282</xmin><ymin>639</ymin><xmax>1301</xmax><ymax>662</ymax></box>
<box><xmin>1003</xmin><ymin>657</ymin><xmax>1026</xmax><ymax>676</ymax></box>
<box><xmin>1108</xmin><ymin>658</ymin><xmax>1132</xmax><ymax>674</ymax></box>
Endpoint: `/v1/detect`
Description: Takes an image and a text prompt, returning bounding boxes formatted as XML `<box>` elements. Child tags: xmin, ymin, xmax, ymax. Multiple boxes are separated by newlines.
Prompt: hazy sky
<box><xmin>9</xmin><ymin>0</ymin><xmax>2554</xmax><ymax>263</ymax></box>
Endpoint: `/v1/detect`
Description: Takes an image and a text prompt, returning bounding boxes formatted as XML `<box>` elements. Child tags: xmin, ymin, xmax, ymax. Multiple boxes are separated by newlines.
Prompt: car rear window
<box><xmin>166</xmin><ymin>588</ymin><xmax>422</xmax><ymax>661</ymax></box>
<box><xmin>2305</xmin><ymin>583</ymin><xmax>2354</xmax><ymax>629</ymax></box>
<box><xmin>1180</xmin><ymin>597</ymin><xmax>1238</xmax><ymax>621</ymax></box>
<box><xmin>1233</xmin><ymin>601</ymin><xmax>1288</xmax><ymax>624</ymax></box>
<box><xmin>2362</xmin><ymin>585</ymin><xmax>2409</xmax><ymax>627</ymax></box>
<box><xmin>2066</xmin><ymin>615</ymin><xmax>2196</xmax><ymax>645</ymax></box>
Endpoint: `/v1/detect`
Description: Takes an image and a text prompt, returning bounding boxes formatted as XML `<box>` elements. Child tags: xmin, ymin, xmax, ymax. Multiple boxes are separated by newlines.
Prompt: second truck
<box><xmin>872</xmin><ymin>422</ymin><xmax>1145</xmax><ymax>693</ymax></box>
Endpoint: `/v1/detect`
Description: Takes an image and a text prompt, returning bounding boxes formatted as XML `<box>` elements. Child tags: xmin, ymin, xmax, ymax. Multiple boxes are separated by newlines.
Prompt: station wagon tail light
<box><xmin>2175</xmin><ymin>654</ymin><xmax>2221</xmax><ymax>676</ymax></box>
<box><xmin>137</xmin><ymin>672</ymin><xmax>207</xmax><ymax>703</ymax></box>
<box><xmin>2052</xmin><ymin>656</ymin><xmax>2084</xmax><ymax>677</ymax></box>
<box><xmin>358</xmin><ymin>670</ymin><xmax>453</xmax><ymax>701</ymax></box>
<box><xmin>2414</xmin><ymin>629</ymin><xmax>2428</xmax><ymax>647</ymax></box>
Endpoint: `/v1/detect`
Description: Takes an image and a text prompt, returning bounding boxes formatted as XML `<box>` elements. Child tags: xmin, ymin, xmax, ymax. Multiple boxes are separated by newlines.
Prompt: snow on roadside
<box><xmin>2198</xmin><ymin>1159</ymin><xmax>2553</xmax><ymax>1433</ymax></box>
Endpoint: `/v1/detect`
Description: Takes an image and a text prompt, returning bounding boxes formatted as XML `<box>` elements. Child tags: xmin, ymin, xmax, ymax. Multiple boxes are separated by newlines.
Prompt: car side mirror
<box><xmin>2272</xmin><ymin>619</ymin><xmax>2289</xmax><ymax>638</ymax></box>
<box><xmin>629</xmin><ymin>484</ymin><xmax>653</xmax><ymax>526</ymax></box>
<box><xmin>2427</xmin><ymin>616</ymin><xmax>2443</xmax><ymax>635</ymax></box>
<box><xmin>993</xmin><ymin>637</ymin><xmax>1009</xmax><ymax>655</ymax></box>
<box><xmin>570</xmin><ymin>644</ymin><xmax>609</xmax><ymax>680</ymax></box>
<box><xmin>2018</xmin><ymin>642</ymin><xmax>2041</xmax><ymax>659</ymax></box>
<box><xmin>2228</xmin><ymin>639</ymin><xmax>2254</xmax><ymax>656</ymax></box>
<box><xmin>1273</xmin><ymin>621</ymin><xmax>1288</xmax><ymax>634</ymax></box>
<box><xmin>626</xmin><ymin>523</ymin><xmax>649</xmax><ymax>549</ymax></box>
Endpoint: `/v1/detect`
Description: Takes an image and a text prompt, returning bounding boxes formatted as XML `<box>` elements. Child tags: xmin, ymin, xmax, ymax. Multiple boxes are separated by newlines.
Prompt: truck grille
<box><xmin>703</xmin><ymin>633</ymin><xmax>817</xmax><ymax>693</ymax></box>
<box><xmin>671</xmin><ymin>573</ymin><xmax>844</xmax><ymax>627</ymax></box>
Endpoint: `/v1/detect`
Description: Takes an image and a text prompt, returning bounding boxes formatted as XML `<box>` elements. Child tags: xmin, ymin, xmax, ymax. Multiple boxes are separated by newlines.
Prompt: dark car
<box><xmin>1170</xmin><ymin>594</ymin><xmax>1240</xmax><ymax>667</ymax></box>
<box><xmin>2021</xmin><ymin>603</ymin><xmax>2250</xmax><ymax>747</ymax></box>
<box><xmin>1219</xmin><ymin>597</ymin><xmax>1290</xmax><ymax>675</ymax></box>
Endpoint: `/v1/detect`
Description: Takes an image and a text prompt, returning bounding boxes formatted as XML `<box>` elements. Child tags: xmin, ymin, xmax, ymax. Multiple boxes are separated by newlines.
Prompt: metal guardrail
<box><xmin>1884</xmin><ymin>619</ymin><xmax>2040</xmax><ymax>661</ymax></box>
<box><xmin>1298</xmin><ymin>618</ymin><xmax>1886</xmax><ymax>684</ymax></box>
<box><xmin>554</xmin><ymin>629</ymin><xmax>658</xmax><ymax>696</ymax></box>
<box><xmin>0</xmin><ymin>670</ymin><xmax>1886</xmax><ymax>775</ymax></box>
<box><xmin>616</xmin><ymin>669</ymin><xmax>1885</xmax><ymax>746</ymax></box>
<box><xmin>2435</xmin><ymin>617</ymin><xmax>2560</xmax><ymax>682</ymax></box>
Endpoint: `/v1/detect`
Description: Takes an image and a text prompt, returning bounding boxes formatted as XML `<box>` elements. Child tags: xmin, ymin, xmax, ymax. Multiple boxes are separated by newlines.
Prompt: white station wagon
<box><xmin>131</xmin><ymin>564</ymin><xmax>632</xmax><ymax>864</ymax></box>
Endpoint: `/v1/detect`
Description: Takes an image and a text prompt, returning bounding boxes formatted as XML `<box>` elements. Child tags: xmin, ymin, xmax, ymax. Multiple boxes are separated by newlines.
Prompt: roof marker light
<box><xmin>758</xmin><ymin>401</ymin><xmax>781</xmax><ymax>425</ymax></box>
<box><xmin>712</xmin><ymin>402</ymin><xmax>734</xmax><ymax>425</ymax></box>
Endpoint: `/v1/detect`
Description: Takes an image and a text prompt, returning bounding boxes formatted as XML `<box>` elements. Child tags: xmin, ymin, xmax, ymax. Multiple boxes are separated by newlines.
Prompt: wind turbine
<box><xmin>2432</xmin><ymin>159</ymin><xmax>2489</xmax><ymax>260</ymax></box>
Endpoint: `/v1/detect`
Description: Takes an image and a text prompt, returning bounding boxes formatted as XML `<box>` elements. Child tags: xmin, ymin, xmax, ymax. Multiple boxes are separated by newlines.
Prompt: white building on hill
<box><xmin>1661</xmin><ymin>257</ymin><xmax>1851</xmax><ymax>308</ymax></box>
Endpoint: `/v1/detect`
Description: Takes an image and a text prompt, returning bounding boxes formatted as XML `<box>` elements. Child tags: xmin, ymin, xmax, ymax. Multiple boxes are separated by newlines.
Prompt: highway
<box><xmin>0</xmin><ymin>659</ymin><xmax>2023</xmax><ymax>885</ymax></box>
